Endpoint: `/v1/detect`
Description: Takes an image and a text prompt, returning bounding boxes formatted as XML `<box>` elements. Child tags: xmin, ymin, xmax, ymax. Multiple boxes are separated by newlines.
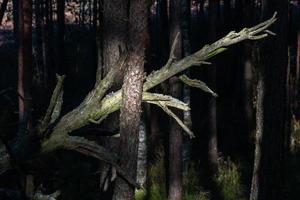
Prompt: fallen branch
<box><xmin>32</xmin><ymin>13</ymin><xmax>277</xmax><ymax>187</ymax></box>
<box><xmin>37</xmin><ymin>75</ymin><xmax>65</xmax><ymax>136</ymax></box>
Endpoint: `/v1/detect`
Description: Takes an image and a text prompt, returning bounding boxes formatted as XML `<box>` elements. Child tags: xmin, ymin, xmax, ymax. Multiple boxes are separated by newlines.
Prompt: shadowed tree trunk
<box><xmin>57</xmin><ymin>0</ymin><xmax>65</xmax><ymax>75</ymax></box>
<box><xmin>297</xmin><ymin>0</ymin><xmax>300</xmax><ymax>102</ymax></box>
<box><xmin>13</xmin><ymin>0</ymin><xmax>19</xmax><ymax>38</ymax></box>
<box><xmin>168</xmin><ymin>0</ymin><xmax>183</xmax><ymax>199</ymax></box>
<box><xmin>112</xmin><ymin>0</ymin><xmax>149</xmax><ymax>199</ymax></box>
<box><xmin>208</xmin><ymin>0</ymin><xmax>219</xmax><ymax>166</ymax></box>
<box><xmin>18</xmin><ymin>0</ymin><xmax>32</xmax><ymax>124</ymax></box>
<box><xmin>102</xmin><ymin>0</ymin><xmax>128</xmax><ymax>80</ymax></box>
<box><xmin>242</xmin><ymin>0</ymin><xmax>255</xmax><ymax>145</ymax></box>
<box><xmin>250</xmin><ymin>1</ymin><xmax>289</xmax><ymax>200</ymax></box>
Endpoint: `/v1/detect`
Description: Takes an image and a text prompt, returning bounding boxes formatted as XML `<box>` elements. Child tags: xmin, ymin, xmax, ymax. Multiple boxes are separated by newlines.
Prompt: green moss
<box><xmin>214</xmin><ymin>158</ymin><xmax>246</xmax><ymax>200</ymax></box>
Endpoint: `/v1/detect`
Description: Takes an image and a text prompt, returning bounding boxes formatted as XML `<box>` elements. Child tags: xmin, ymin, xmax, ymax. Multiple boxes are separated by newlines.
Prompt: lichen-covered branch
<box><xmin>34</xmin><ymin>13</ymin><xmax>277</xmax><ymax>187</ymax></box>
<box><xmin>85</xmin><ymin>12</ymin><xmax>277</xmax><ymax>123</ymax></box>
<box><xmin>179</xmin><ymin>75</ymin><xmax>218</xmax><ymax>97</ymax></box>
<box><xmin>37</xmin><ymin>75</ymin><xmax>65</xmax><ymax>136</ymax></box>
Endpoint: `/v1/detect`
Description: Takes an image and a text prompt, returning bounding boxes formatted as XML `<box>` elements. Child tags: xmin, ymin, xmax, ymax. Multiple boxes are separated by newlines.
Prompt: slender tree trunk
<box><xmin>250</xmin><ymin>1</ymin><xmax>289</xmax><ymax>199</ymax></box>
<box><xmin>57</xmin><ymin>0</ymin><xmax>65</xmax><ymax>75</ymax></box>
<box><xmin>95</xmin><ymin>0</ymin><xmax>103</xmax><ymax>84</ymax></box>
<box><xmin>43</xmin><ymin>0</ymin><xmax>54</xmax><ymax>88</ymax></box>
<box><xmin>182</xmin><ymin>0</ymin><xmax>192</xmax><ymax>173</ymax></box>
<box><xmin>18</xmin><ymin>0</ymin><xmax>32</xmax><ymax>124</ymax></box>
<box><xmin>168</xmin><ymin>0</ymin><xmax>183</xmax><ymax>199</ymax></box>
<box><xmin>13</xmin><ymin>0</ymin><xmax>19</xmax><ymax>38</ymax></box>
<box><xmin>208</xmin><ymin>0</ymin><xmax>219</xmax><ymax>166</ymax></box>
<box><xmin>0</xmin><ymin>0</ymin><xmax>8</xmax><ymax>26</ymax></box>
<box><xmin>112</xmin><ymin>0</ymin><xmax>149</xmax><ymax>199</ymax></box>
<box><xmin>242</xmin><ymin>0</ymin><xmax>254</xmax><ymax>140</ymax></box>
<box><xmin>296</xmin><ymin>1</ymin><xmax>300</xmax><ymax>101</ymax></box>
<box><xmin>223</xmin><ymin>0</ymin><xmax>231</xmax><ymax>32</ymax></box>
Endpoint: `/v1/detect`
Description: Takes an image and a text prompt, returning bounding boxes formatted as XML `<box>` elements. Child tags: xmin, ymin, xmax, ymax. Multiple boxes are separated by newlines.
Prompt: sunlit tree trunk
<box><xmin>112</xmin><ymin>0</ymin><xmax>149</xmax><ymax>199</ymax></box>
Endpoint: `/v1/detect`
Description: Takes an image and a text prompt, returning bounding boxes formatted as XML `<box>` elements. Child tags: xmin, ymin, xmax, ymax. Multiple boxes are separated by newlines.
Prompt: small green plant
<box><xmin>183</xmin><ymin>163</ymin><xmax>210</xmax><ymax>200</ymax></box>
<box><xmin>214</xmin><ymin>158</ymin><xmax>246</xmax><ymax>200</ymax></box>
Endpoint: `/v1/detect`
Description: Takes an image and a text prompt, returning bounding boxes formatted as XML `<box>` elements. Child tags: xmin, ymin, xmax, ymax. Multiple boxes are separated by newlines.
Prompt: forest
<box><xmin>0</xmin><ymin>0</ymin><xmax>299</xmax><ymax>200</ymax></box>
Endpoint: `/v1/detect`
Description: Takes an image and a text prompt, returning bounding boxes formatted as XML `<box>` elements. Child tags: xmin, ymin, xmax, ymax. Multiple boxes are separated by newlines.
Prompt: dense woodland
<box><xmin>0</xmin><ymin>0</ymin><xmax>299</xmax><ymax>200</ymax></box>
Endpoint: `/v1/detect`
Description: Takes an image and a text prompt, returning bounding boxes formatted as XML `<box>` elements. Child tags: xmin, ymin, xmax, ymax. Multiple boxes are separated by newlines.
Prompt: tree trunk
<box><xmin>181</xmin><ymin>0</ymin><xmax>192</xmax><ymax>173</ymax></box>
<box><xmin>250</xmin><ymin>1</ymin><xmax>289</xmax><ymax>200</ymax></box>
<box><xmin>18</xmin><ymin>0</ymin><xmax>32</xmax><ymax>124</ymax></box>
<box><xmin>296</xmin><ymin>1</ymin><xmax>300</xmax><ymax>103</ymax></box>
<box><xmin>112</xmin><ymin>0</ymin><xmax>149</xmax><ymax>199</ymax></box>
<box><xmin>57</xmin><ymin>0</ymin><xmax>65</xmax><ymax>75</ymax></box>
<box><xmin>168</xmin><ymin>0</ymin><xmax>183</xmax><ymax>199</ymax></box>
<box><xmin>13</xmin><ymin>0</ymin><xmax>19</xmax><ymax>38</ymax></box>
<box><xmin>208</xmin><ymin>0</ymin><xmax>219</xmax><ymax>166</ymax></box>
<box><xmin>102</xmin><ymin>0</ymin><xmax>128</xmax><ymax>79</ymax></box>
<box><xmin>242</xmin><ymin>0</ymin><xmax>255</xmax><ymax>144</ymax></box>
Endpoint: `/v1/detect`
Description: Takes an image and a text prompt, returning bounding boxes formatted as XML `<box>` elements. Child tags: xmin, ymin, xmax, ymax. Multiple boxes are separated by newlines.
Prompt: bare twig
<box><xmin>179</xmin><ymin>75</ymin><xmax>218</xmax><ymax>97</ymax></box>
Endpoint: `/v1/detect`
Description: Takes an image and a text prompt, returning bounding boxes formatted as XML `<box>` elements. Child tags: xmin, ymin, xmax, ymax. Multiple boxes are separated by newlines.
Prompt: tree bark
<box><xmin>168</xmin><ymin>0</ymin><xmax>183</xmax><ymax>199</ymax></box>
<box><xmin>112</xmin><ymin>0</ymin><xmax>149</xmax><ymax>199</ymax></box>
<box><xmin>250</xmin><ymin>1</ymin><xmax>289</xmax><ymax>200</ymax></box>
<box><xmin>18</xmin><ymin>0</ymin><xmax>32</xmax><ymax>124</ymax></box>
<box><xmin>208</xmin><ymin>0</ymin><xmax>219</xmax><ymax>166</ymax></box>
<box><xmin>102</xmin><ymin>0</ymin><xmax>128</xmax><ymax>82</ymax></box>
<box><xmin>57</xmin><ymin>0</ymin><xmax>65</xmax><ymax>75</ymax></box>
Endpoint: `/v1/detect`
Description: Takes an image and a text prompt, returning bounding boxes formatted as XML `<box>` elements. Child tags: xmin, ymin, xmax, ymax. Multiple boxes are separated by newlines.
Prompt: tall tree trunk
<box><xmin>296</xmin><ymin>1</ymin><xmax>300</xmax><ymax>102</ymax></box>
<box><xmin>57</xmin><ymin>0</ymin><xmax>65</xmax><ymax>75</ymax></box>
<box><xmin>43</xmin><ymin>0</ymin><xmax>54</xmax><ymax>88</ymax></box>
<box><xmin>242</xmin><ymin>0</ymin><xmax>255</xmax><ymax>143</ymax></box>
<box><xmin>250</xmin><ymin>1</ymin><xmax>289</xmax><ymax>200</ymax></box>
<box><xmin>168</xmin><ymin>0</ymin><xmax>183</xmax><ymax>199</ymax></box>
<box><xmin>208</xmin><ymin>0</ymin><xmax>219</xmax><ymax>166</ymax></box>
<box><xmin>0</xmin><ymin>0</ymin><xmax>8</xmax><ymax>26</ymax></box>
<box><xmin>182</xmin><ymin>0</ymin><xmax>192</xmax><ymax>173</ymax></box>
<box><xmin>112</xmin><ymin>0</ymin><xmax>149</xmax><ymax>199</ymax></box>
<box><xmin>102</xmin><ymin>0</ymin><xmax>128</xmax><ymax>85</ymax></box>
<box><xmin>13</xmin><ymin>0</ymin><xmax>19</xmax><ymax>38</ymax></box>
<box><xmin>18</xmin><ymin>0</ymin><xmax>32</xmax><ymax>124</ymax></box>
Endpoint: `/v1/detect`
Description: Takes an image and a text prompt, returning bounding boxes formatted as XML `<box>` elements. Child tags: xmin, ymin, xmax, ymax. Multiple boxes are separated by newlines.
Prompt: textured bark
<box><xmin>112</xmin><ymin>0</ymin><xmax>149</xmax><ymax>199</ymax></box>
<box><xmin>102</xmin><ymin>0</ymin><xmax>128</xmax><ymax>80</ymax></box>
<box><xmin>18</xmin><ymin>0</ymin><xmax>32</xmax><ymax>124</ymax></box>
<box><xmin>250</xmin><ymin>1</ymin><xmax>288</xmax><ymax>200</ymax></box>
<box><xmin>208</xmin><ymin>0</ymin><xmax>219</xmax><ymax>166</ymax></box>
<box><xmin>168</xmin><ymin>0</ymin><xmax>183</xmax><ymax>199</ymax></box>
<box><xmin>136</xmin><ymin>115</ymin><xmax>147</xmax><ymax>187</ymax></box>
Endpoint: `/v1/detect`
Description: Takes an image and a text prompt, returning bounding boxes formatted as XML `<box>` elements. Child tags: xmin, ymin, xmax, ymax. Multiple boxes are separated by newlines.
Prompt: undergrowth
<box><xmin>214</xmin><ymin>158</ymin><xmax>247</xmax><ymax>200</ymax></box>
